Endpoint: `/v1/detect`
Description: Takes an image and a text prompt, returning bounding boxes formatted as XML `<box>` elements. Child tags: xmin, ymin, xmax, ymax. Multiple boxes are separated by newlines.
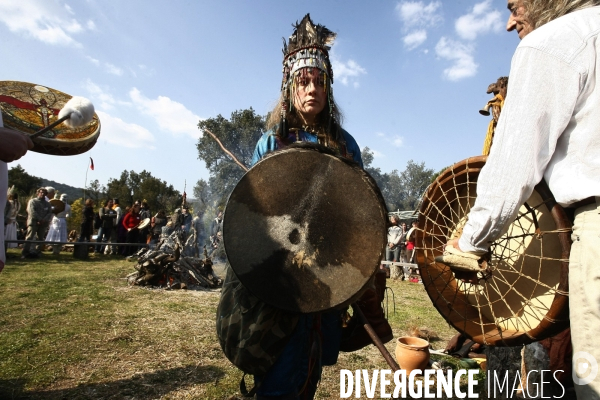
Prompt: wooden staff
<box><xmin>353</xmin><ymin>304</ymin><xmax>401</xmax><ymax>371</ymax></box>
<box><xmin>202</xmin><ymin>128</ymin><xmax>249</xmax><ymax>172</ymax></box>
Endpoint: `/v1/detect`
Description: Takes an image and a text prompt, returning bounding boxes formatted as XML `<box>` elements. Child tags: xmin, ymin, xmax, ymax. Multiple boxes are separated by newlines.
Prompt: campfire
<box><xmin>127</xmin><ymin>232</ymin><xmax>222</xmax><ymax>290</ymax></box>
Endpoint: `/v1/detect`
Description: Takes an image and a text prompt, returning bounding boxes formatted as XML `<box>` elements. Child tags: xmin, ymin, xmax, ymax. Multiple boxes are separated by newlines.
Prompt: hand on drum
<box><xmin>446</xmin><ymin>237</ymin><xmax>479</xmax><ymax>284</ymax></box>
<box><xmin>0</xmin><ymin>127</ymin><xmax>33</xmax><ymax>162</ymax></box>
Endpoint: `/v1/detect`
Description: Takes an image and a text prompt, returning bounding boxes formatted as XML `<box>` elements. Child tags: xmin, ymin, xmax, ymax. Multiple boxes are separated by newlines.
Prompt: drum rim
<box><xmin>223</xmin><ymin>146</ymin><xmax>388</xmax><ymax>313</ymax></box>
<box><xmin>416</xmin><ymin>155</ymin><xmax>571</xmax><ymax>346</ymax></box>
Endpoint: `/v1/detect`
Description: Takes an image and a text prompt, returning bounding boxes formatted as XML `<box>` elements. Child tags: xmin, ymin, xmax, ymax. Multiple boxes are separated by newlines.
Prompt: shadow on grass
<box><xmin>0</xmin><ymin>364</ymin><xmax>225</xmax><ymax>399</ymax></box>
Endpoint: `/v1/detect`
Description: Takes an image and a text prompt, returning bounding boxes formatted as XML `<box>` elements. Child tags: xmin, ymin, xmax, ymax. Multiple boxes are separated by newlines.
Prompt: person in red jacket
<box><xmin>122</xmin><ymin>203</ymin><xmax>141</xmax><ymax>256</ymax></box>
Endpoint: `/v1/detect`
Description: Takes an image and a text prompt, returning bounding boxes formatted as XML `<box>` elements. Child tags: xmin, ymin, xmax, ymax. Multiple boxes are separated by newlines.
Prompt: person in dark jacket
<box><xmin>79</xmin><ymin>198</ymin><xmax>95</xmax><ymax>243</ymax></box>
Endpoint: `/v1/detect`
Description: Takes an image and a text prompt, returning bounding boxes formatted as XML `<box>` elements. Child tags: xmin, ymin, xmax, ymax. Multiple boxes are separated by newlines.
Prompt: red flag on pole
<box><xmin>90</xmin><ymin>157</ymin><xmax>94</xmax><ymax>170</ymax></box>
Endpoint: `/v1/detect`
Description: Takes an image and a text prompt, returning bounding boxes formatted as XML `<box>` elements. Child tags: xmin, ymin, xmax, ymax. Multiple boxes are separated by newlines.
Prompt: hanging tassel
<box><xmin>280</xmin><ymin>101</ymin><xmax>288</xmax><ymax>139</ymax></box>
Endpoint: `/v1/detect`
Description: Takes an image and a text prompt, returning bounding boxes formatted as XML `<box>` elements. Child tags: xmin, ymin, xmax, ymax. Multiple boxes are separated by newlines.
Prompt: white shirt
<box><xmin>460</xmin><ymin>6</ymin><xmax>600</xmax><ymax>254</ymax></box>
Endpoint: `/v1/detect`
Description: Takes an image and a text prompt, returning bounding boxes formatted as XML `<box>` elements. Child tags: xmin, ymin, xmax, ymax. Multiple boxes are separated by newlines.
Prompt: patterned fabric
<box><xmin>251</xmin><ymin>127</ymin><xmax>363</xmax><ymax>168</ymax></box>
<box><xmin>216</xmin><ymin>264</ymin><xmax>299</xmax><ymax>375</ymax></box>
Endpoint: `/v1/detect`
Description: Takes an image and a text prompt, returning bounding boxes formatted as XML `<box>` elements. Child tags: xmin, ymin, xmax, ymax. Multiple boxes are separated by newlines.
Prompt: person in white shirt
<box><xmin>446</xmin><ymin>1</ymin><xmax>600</xmax><ymax>397</ymax></box>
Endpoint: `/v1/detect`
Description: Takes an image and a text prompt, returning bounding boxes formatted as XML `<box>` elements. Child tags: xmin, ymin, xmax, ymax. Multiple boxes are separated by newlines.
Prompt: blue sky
<box><xmin>0</xmin><ymin>0</ymin><xmax>519</xmax><ymax>195</ymax></box>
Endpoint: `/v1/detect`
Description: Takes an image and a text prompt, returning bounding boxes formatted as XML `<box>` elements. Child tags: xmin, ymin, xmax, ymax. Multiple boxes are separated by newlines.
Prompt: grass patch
<box><xmin>0</xmin><ymin>249</ymin><xmax>483</xmax><ymax>399</ymax></box>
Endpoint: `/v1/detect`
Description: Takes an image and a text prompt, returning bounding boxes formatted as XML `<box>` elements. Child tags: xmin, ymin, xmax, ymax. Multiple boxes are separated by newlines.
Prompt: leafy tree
<box><xmin>106</xmin><ymin>170</ymin><xmax>181</xmax><ymax>213</ymax></box>
<box><xmin>361</xmin><ymin>147</ymin><xmax>389</xmax><ymax>191</ymax></box>
<box><xmin>7</xmin><ymin>164</ymin><xmax>42</xmax><ymax>197</ymax></box>
<box><xmin>68</xmin><ymin>198</ymin><xmax>84</xmax><ymax>234</ymax></box>
<box><xmin>398</xmin><ymin>160</ymin><xmax>435</xmax><ymax>211</ymax></box>
<box><xmin>196</xmin><ymin>108</ymin><xmax>266</xmax><ymax>208</ymax></box>
<box><xmin>85</xmin><ymin>179</ymin><xmax>105</xmax><ymax>206</ymax></box>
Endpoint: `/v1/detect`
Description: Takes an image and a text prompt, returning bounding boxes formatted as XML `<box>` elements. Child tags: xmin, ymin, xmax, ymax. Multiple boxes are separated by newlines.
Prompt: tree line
<box><xmin>193</xmin><ymin>108</ymin><xmax>435</xmax><ymax>214</ymax></box>
<box><xmin>7</xmin><ymin>107</ymin><xmax>436</xmax><ymax>234</ymax></box>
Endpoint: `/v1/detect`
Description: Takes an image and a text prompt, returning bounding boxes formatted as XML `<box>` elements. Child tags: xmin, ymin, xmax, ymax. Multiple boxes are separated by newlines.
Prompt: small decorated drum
<box><xmin>137</xmin><ymin>218</ymin><xmax>151</xmax><ymax>230</ymax></box>
<box><xmin>49</xmin><ymin>199</ymin><xmax>65</xmax><ymax>214</ymax></box>
<box><xmin>416</xmin><ymin>156</ymin><xmax>571</xmax><ymax>346</ymax></box>
<box><xmin>223</xmin><ymin>144</ymin><xmax>388</xmax><ymax>313</ymax></box>
<box><xmin>0</xmin><ymin>81</ymin><xmax>100</xmax><ymax>155</ymax></box>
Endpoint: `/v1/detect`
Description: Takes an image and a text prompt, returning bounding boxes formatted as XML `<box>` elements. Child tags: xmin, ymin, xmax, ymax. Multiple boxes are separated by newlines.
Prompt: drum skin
<box><xmin>0</xmin><ymin>81</ymin><xmax>100</xmax><ymax>156</ymax></box>
<box><xmin>416</xmin><ymin>156</ymin><xmax>571</xmax><ymax>346</ymax></box>
<box><xmin>223</xmin><ymin>145</ymin><xmax>388</xmax><ymax>313</ymax></box>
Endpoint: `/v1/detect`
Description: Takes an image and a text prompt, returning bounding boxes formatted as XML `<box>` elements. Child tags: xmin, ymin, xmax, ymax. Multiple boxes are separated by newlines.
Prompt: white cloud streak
<box><xmin>129</xmin><ymin>88</ymin><xmax>202</xmax><ymax>139</ymax></box>
<box><xmin>396</xmin><ymin>1</ymin><xmax>442</xmax><ymax>50</ymax></box>
<box><xmin>331</xmin><ymin>55</ymin><xmax>367</xmax><ymax>88</ymax></box>
<box><xmin>455</xmin><ymin>0</ymin><xmax>503</xmax><ymax>41</ymax></box>
<box><xmin>435</xmin><ymin>37</ymin><xmax>478</xmax><ymax>81</ymax></box>
<box><xmin>403</xmin><ymin>30</ymin><xmax>427</xmax><ymax>50</ymax></box>
<box><xmin>105</xmin><ymin>63</ymin><xmax>123</xmax><ymax>76</ymax></box>
<box><xmin>96</xmin><ymin>111</ymin><xmax>156</xmax><ymax>149</ymax></box>
<box><xmin>0</xmin><ymin>0</ymin><xmax>92</xmax><ymax>46</ymax></box>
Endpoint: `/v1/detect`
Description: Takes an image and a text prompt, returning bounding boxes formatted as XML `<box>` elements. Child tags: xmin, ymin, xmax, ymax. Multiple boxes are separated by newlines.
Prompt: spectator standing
<box><xmin>138</xmin><ymin>201</ymin><xmax>151</xmax><ymax>245</ymax></box>
<box><xmin>405</xmin><ymin>221</ymin><xmax>417</xmax><ymax>263</ymax></box>
<box><xmin>386</xmin><ymin>215</ymin><xmax>402</xmax><ymax>263</ymax></box>
<box><xmin>45</xmin><ymin>193</ymin><xmax>70</xmax><ymax>254</ymax></box>
<box><xmin>107</xmin><ymin>198</ymin><xmax>122</xmax><ymax>255</ymax></box>
<box><xmin>22</xmin><ymin>188</ymin><xmax>52</xmax><ymax>258</ymax></box>
<box><xmin>181</xmin><ymin>206</ymin><xmax>192</xmax><ymax>236</ymax></box>
<box><xmin>122</xmin><ymin>203</ymin><xmax>141</xmax><ymax>256</ymax></box>
<box><xmin>95</xmin><ymin>199</ymin><xmax>116</xmax><ymax>254</ymax></box>
<box><xmin>192</xmin><ymin>211</ymin><xmax>204</xmax><ymax>255</ymax></box>
<box><xmin>79</xmin><ymin>199</ymin><xmax>95</xmax><ymax>243</ymax></box>
<box><xmin>4</xmin><ymin>187</ymin><xmax>20</xmax><ymax>250</ymax></box>
<box><xmin>149</xmin><ymin>210</ymin><xmax>167</xmax><ymax>247</ymax></box>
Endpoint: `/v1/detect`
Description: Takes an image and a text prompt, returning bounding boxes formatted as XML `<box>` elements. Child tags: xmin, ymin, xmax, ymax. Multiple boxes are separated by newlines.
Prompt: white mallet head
<box><xmin>58</xmin><ymin>96</ymin><xmax>95</xmax><ymax>128</ymax></box>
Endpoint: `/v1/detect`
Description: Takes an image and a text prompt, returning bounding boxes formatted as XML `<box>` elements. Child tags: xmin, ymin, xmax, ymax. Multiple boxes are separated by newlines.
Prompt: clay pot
<box><xmin>395</xmin><ymin>336</ymin><xmax>430</xmax><ymax>373</ymax></box>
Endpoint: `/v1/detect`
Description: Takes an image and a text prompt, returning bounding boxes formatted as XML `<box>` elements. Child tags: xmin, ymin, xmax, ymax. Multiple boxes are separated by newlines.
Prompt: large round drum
<box><xmin>0</xmin><ymin>81</ymin><xmax>100</xmax><ymax>155</ymax></box>
<box><xmin>223</xmin><ymin>144</ymin><xmax>388</xmax><ymax>313</ymax></box>
<box><xmin>417</xmin><ymin>156</ymin><xmax>571</xmax><ymax>346</ymax></box>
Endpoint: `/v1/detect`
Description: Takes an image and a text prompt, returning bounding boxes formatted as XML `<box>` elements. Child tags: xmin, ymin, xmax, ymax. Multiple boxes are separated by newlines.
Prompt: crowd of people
<box><xmin>3</xmin><ymin>186</ymin><xmax>222</xmax><ymax>259</ymax></box>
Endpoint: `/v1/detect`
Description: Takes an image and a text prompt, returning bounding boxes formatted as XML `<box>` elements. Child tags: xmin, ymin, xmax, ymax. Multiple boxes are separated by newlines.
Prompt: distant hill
<box><xmin>40</xmin><ymin>179</ymin><xmax>86</xmax><ymax>201</ymax></box>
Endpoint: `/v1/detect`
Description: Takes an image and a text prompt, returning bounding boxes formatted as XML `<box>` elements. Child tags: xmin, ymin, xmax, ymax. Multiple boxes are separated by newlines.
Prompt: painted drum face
<box><xmin>0</xmin><ymin>81</ymin><xmax>100</xmax><ymax>156</ymax></box>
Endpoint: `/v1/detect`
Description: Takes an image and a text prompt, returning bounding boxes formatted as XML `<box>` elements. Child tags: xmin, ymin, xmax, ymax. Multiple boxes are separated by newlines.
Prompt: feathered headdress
<box><xmin>281</xmin><ymin>14</ymin><xmax>337</xmax><ymax>92</ymax></box>
<box><xmin>279</xmin><ymin>14</ymin><xmax>338</xmax><ymax>137</ymax></box>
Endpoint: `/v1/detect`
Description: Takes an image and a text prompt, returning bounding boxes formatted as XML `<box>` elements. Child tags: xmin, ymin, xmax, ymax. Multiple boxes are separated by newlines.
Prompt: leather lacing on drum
<box><xmin>417</xmin><ymin>157</ymin><xmax>571</xmax><ymax>346</ymax></box>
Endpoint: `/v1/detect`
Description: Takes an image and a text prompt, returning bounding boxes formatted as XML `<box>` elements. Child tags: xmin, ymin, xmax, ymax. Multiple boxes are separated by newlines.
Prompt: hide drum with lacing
<box><xmin>417</xmin><ymin>156</ymin><xmax>571</xmax><ymax>346</ymax></box>
<box><xmin>223</xmin><ymin>145</ymin><xmax>388</xmax><ymax>313</ymax></box>
<box><xmin>0</xmin><ymin>81</ymin><xmax>100</xmax><ymax>156</ymax></box>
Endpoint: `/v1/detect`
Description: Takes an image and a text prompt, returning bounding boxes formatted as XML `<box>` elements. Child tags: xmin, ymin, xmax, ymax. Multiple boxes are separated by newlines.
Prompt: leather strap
<box><xmin>567</xmin><ymin>196</ymin><xmax>596</xmax><ymax>210</ymax></box>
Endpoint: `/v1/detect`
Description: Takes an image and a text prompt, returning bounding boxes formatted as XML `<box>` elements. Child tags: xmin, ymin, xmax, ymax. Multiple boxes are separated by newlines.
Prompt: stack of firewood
<box><xmin>127</xmin><ymin>235</ymin><xmax>222</xmax><ymax>290</ymax></box>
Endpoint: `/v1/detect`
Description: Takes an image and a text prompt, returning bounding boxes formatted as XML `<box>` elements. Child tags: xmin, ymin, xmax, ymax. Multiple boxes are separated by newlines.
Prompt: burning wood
<box><xmin>127</xmin><ymin>231</ymin><xmax>222</xmax><ymax>290</ymax></box>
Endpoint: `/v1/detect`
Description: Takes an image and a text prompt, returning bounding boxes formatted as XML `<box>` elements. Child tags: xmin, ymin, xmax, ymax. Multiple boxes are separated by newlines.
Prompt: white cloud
<box><xmin>330</xmin><ymin>54</ymin><xmax>367</xmax><ymax>87</ymax></box>
<box><xmin>86</xmin><ymin>56</ymin><xmax>100</xmax><ymax>66</ymax></box>
<box><xmin>84</xmin><ymin>79</ymin><xmax>119</xmax><ymax>110</ymax></box>
<box><xmin>455</xmin><ymin>0</ymin><xmax>503</xmax><ymax>41</ymax></box>
<box><xmin>403</xmin><ymin>30</ymin><xmax>427</xmax><ymax>50</ymax></box>
<box><xmin>396</xmin><ymin>1</ymin><xmax>443</xmax><ymax>28</ymax></box>
<box><xmin>105</xmin><ymin>62</ymin><xmax>123</xmax><ymax>76</ymax></box>
<box><xmin>392</xmin><ymin>135</ymin><xmax>404</xmax><ymax>148</ymax></box>
<box><xmin>0</xmin><ymin>0</ymin><xmax>92</xmax><ymax>46</ymax></box>
<box><xmin>371</xmin><ymin>149</ymin><xmax>385</xmax><ymax>158</ymax></box>
<box><xmin>435</xmin><ymin>37</ymin><xmax>478</xmax><ymax>81</ymax></box>
<box><xmin>396</xmin><ymin>1</ymin><xmax>442</xmax><ymax>50</ymax></box>
<box><xmin>86</xmin><ymin>20</ymin><xmax>96</xmax><ymax>30</ymax></box>
<box><xmin>96</xmin><ymin>111</ymin><xmax>156</xmax><ymax>149</ymax></box>
<box><xmin>129</xmin><ymin>88</ymin><xmax>202</xmax><ymax>139</ymax></box>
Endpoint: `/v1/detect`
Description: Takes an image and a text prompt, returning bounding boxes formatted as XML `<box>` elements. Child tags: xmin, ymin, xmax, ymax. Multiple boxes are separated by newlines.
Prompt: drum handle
<box><xmin>353</xmin><ymin>304</ymin><xmax>401</xmax><ymax>372</ymax></box>
<box><xmin>30</xmin><ymin>114</ymin><xmax>71</xmax><ymax>139</ymax></box>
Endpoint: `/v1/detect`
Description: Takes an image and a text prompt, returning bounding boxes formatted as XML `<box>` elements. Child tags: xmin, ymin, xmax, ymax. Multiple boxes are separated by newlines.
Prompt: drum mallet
<box><xmin>30</xmin><ymin>96</ymin><xmax>95</xmax><ymax>139</ymax></box>
<box><xmin>353</xmin><ymin>303</ymin><xmax>401</xmax><ymax>372</ymax></box>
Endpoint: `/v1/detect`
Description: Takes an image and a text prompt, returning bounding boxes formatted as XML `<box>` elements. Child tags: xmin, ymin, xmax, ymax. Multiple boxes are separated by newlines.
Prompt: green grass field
<box><xmin>0</xmin><ymin>249</ymin><xmax>481</xmax><ymax>399</ymax></box>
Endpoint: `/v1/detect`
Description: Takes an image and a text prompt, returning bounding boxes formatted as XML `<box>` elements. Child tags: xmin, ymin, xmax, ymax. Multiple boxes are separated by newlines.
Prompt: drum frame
<box><xmin>416</xmin><ymin>156</ymin><xmax>571</xmax><ymax>346</ymax></box>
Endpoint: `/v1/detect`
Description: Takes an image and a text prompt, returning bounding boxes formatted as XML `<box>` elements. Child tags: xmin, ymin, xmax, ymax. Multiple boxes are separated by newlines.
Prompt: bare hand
<box><xmin>447</xmin><ymin>238</ymin><xmax>461</xmax><ymax>251</ymax></box>
<box><xmin>0</xmin><ymin>128</ymin><xmax>34</xmax><ymax>162</ymax></box>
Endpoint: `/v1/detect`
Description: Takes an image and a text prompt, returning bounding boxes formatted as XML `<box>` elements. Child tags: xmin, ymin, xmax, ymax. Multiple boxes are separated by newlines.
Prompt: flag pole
<box><xmin>84</xmin><ymin>157</ymin><xmax>94</xmax><ymax>201</ymax></box>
